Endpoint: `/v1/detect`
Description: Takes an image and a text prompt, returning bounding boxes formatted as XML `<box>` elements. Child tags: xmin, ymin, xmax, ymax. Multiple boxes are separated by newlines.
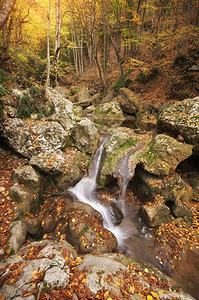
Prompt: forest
<box><xmin>0</xmin><ymin>0</ymin><xmax>199</xmax><ymax>98</ymax></box>
<box><xmin>0</xmin><ymin>1</ymin><xmax>199</xmax><ymax>300</ymax></box>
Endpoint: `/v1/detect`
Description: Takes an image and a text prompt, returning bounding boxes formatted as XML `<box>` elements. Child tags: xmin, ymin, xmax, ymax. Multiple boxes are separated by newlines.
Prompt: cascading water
<box><xmin>68</xmin><ymin>137</ymin><xmax>129</xmax><ymax>246</ymax></box>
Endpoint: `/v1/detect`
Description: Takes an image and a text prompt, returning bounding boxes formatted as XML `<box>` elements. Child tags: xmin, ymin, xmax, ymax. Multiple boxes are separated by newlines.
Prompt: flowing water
<box><xmin>68</xmin><ymin>138</ymin><xmax>152</xmax><ymax>249</ymax></box>
<box><xmin>69</xmin><ymin>138</ymin><xmax>199</xmax><ymax>299</ymax></box>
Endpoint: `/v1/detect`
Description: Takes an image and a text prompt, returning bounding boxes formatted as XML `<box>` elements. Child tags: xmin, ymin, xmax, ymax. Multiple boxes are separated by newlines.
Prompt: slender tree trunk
<box><xmin>54</xmin><ymin>0</ymin><xmax>62</xmax><ymax>85</ymax></box>
<box><xmin>46</xmin><ymin>0</ymin><xmax>51</xmax><ymax>87</ymax></box>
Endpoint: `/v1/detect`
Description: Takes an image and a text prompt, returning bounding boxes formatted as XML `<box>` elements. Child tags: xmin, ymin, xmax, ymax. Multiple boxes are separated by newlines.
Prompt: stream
<box><xmin>69</xmin><ymin>137</ymin><xmax>199</xmax><ymax>300</ymax></box>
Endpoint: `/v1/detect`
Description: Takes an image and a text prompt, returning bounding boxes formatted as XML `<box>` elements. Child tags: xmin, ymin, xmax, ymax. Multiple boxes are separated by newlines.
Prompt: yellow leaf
<box><xmin>82</xmin><ymin>278</ymin><xmax>87</xmax><ymax>283</ymax></box>
<box><xmin>147</xmin><ymin>296</ymin><xmax>153</xmax><ymax>300</ymax></box>
<box><xmin>65</xmin><ymin>256</ymin><xmax>69</xmax><ymax>260</ymax></box>
<box><xmin>107</xmin><ymin>298</ymin><xmax>112</xmax><ymax>300</ymax></box>
<box><xmin>129</xmin><ymin>285</ymin><xmax>135</xmax><ymax>294</ymax></box>
<box><xmin>72</xmin><ymin>218</ymin><xmax>76</xmax><ymax>223</ymax></box>
<box><xmin>151</xmin><ymin>291</ymin><xmax>160</xmax><ymax>299</ymax></box>
<box><xmin>104</xmin><ymin>291</ymin><xmax>109</xmax><ymax>298</ymax></box>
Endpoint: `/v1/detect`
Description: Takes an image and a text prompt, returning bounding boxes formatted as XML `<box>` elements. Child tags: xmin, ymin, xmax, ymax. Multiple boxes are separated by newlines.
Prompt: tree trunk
<box><xmin>54</xmin><ymin>0</ymin><xmax>62</xmax><ymax>85</ymax></box>
<box><xmin>46</xmin><ymin>0</ymin><xmax>51</xmax><ymax>87</ymax></box>
<box><xmin>0</xmin><ymin>0</ymin><xmax>16</xmax><ymax>29</ymax></box>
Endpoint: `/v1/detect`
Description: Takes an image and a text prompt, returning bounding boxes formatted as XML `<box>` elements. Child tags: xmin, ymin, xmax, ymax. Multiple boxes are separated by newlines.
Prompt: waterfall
<box><xmin>68</xmin><ymin>137</ymin><xmax>127</xmax><ymax>245</ymax></box>
<box><xmin>117</xmin><ymin>143</ymin><xmax>144</xmax><ymax>215</ymax></box>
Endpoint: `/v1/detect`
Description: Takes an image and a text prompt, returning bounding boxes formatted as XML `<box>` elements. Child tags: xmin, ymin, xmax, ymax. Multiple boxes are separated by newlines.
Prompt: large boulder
<box><xmin>74</xmin><ymin>87</ymin><xmax>90</xmax><ymax>103</ymax></box>
<box><xmin>133</xmin><ymin>169</ymin><xmax>194</xmax><ymax>220</ymax></box>
<box><xmin>46</xmin><ymin>87</ymin><xmax>74</xmax><ymax>130</ymax></box>
<box><xmin>94</xmin><ymin>101</ymin><xmax>124</xmax><ymax>118</ymax></box>
<box><xmin>118</xmin><ymin>87</ymin><xmax>140</xmax><ymax>114</ymax></box>
<box><xmin>100</xmin><ymin>128</ymin><xmax>151</xmax><ymax>186</ymax></box>
<box><xmin>11</xmin><ymin>165</ymin><xmax>44</xmax><ymax>198</ymax></box>
<box><xmin>139</xmin><ymin>204</ymin><xmax>172</xmax><ymax>227</ymax></box>
<box><xmin>157</xmin><ymin>96</ymin><xmax>199</xmax><ymax>154</ymax></box>
<box><xmin>139</xmin><ymin>134</ymin><xmax>193</xmax><ymax>176</ymax></box>
<box><xmin>7</xmin><ymin>220</ymin><xmax>27</xmax><ymax>252</ymax></box>
<box><xmin>2</xmin><ymin>118</ymin><xmax>69</xmax><ymax>158</ymax></box>
<box><xmin>66</xmin><ymin>209</ymin><xmax>118</xmax><ymax>254</ymax></box>
<box><xmin>133</xmin><ymin>168</ymin><xmax>193</xmax><ymax>204</ymax></box>
<box><xmin>0</xmin><ymin>240</ymin><xmax>76</xmax><ymax>298</ymax></box>
<box><xmin>9</xmin><ymin>184</ymin><xmax>36</xmax><ymax>216</ymax></box>
<box><xmin>70</xmin><ymin>118</ymin><xmax>99</xmax><ymax>154</ymax></box>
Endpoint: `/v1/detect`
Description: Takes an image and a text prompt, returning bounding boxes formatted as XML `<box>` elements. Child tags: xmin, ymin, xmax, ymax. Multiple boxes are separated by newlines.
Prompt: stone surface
<box><xmin>46</xmin><ymin>87</ymin><xmax>74</xmax><ymax>130</ymax></box>
<box><xmin>133</xmin><ymin>168</ymin><xmax>193</xmax><ymax>204</ymax></box>
<box><xmin>30</xmin><ymin>149</ymin><xmax>65</xmax><ymax>175</ymax></box>
<box><xmin>8</xmin><ymin>220</ymin><xmax>27</xmax><ymax>252</ymax></box>
<box><xmin>66</xmin><ymin>210</ymin><xmax>118</xmax><ymax>254</ymax></box>
<box><xmin>0</xmin><ymin>240</ymin><xmax>76</xmax><ymax>298</ymax></box>
<box><xmin>139</xmin><ymin>204</ymin><xmax>172</xmax><ymax>227</ymax></box>
<box><xmin>74</xmin><ymin>87</ymin><xmax>90</xmax><ymax>103</ymax></box>
<box><xmin>100</xmin><ymin>127</ymin><xmax>145</xmax><ymax>186</ymax></box>
<box><xmin>3</xmin><ymin>118</ymin><xmax>69</xmax><ymax>158</ymax></box>
<box><xmin>9</xmin><ymin>184</ymin><xmax>35</xmax><ymax>214</ymax></box>
<box><xmin>42</xmin><ymin>266</ymin><xmax>69</xmax><ymax>289</ymax></box>
<box><xmin>118</xmin><ymin>87</ymin><xmax>140</xmax><ymax>114</ymax></box>
<box><xmin>11</xmin><ymin>165</ymin><xmax>44</xmax><ymax>197</ymax></box>
<box><xmin>139</xmin><ymin>134</ymin><xmax>193</xmax><ymax>176</ymax></box>
<box><xmin>157</xmin><ymin>96</ymin><xmax>199</xmax><ymax>154</ymax></box>
<box><xmin>70</xmin><ymin>118</ymin><xmax>99</xmax><ymax>153</ymax></box>
<box><xmin>94</xmin><ymin>100</ymin><xmax>124</xmax><ymax>118</ymax></box>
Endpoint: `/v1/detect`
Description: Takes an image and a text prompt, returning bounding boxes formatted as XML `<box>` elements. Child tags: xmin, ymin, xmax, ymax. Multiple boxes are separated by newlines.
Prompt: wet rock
<box><xmin>184</xmin><ymin>172</ymin><xmax>199</xmax><ymax>202</ymax></box>
<box><xmin>66</xmin><ymin>210</ymin><xmax>118</xmax><ymax>254</ymax></box>
<box><xmin>11</xmin><ymin>165</ymin><xmax>44</xmax><ymax>198</ymax></box>
<box><xmin>8</xmin><ymin>220</ymin><xmax>27</xmax><ymax>252</ymax></box>
<box><xmin>46</xmin><ymin>87</ymin><xmax>74</xmax><ymax>130</ymax></box>
<box><xmin>9</xmin><ymin>184</ymin><xmax>35</xmax><ymax>215</ymax></box>
<box><xmin>70</xmin><ymin>118</ymin><xmax>99</xmax><ymax>154</ymax></box>
<box><xmin>118</xmin><ymin>87</ymin><xmax>140</xmax><ymax>114</ymax></box>
<box><xmin>100</xmin><ymin>127</ymin><xmax>141</xmax><ymax>186</ymax></box>
<box><xmin>2</xmin><ymin>118</ymin><xmax>69</xmax><ymax>158</ymax></box>
<box><xmin>139</xmin><ymin>204</ymin><xmax>172</xmax><ymax>227</ymax></box>
<box><xmin>139</xmin><ymin>134</ymin><xmax>193</xmax><ymax>176</ymax></box>
<box><xmin>65</xmin><ymin>201</ymin><xmax>103</xmax><ymax>223</ymax></box>
<box><xmin>157</xmin><ymin>96</ymin><xmax>199</xmax><ymax>155</ymax></box>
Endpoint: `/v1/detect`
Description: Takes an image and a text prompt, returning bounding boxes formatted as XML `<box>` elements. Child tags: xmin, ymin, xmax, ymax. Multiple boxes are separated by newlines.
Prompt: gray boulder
<box><xmin>134</xmin><ymin>168</ymin><xmax>193</xmax><ymax>204</ymax></box>
<box><xmin>74</xmin><ymin>87</ymin><xmax>90</xmax><ymax>103</ymax></box>
<box><xmin>0</xmin><ymin>240</ymin><xmax>74</xmax><ymax>298</ymax></box>
<box><xmin>94</xmin><ymin>100</ymin><xmax>124</xmax><ymax>118</ymax></box>
<box><xmin>100</xmin><ymin>128</ymin><xmax>151</xmax><ymax>186</ymax></box>
<box><xmin>118</xmin><ymin>87</ymin><xmax>140</xmax><ymax>114</ymax></box>
<box><xmin>29</xmin><ymin>149</ymin><xmax>65</xmax><ymax>175</ymax></box>
<box><xmin>9</xmin><ymin>184</ymin><xmax>35</xmax><ymax>215</ymax></box>
<box><xmin>3</xmin><ymin>118</ymin><xmax>69</xmax><ymax>158</ymax></box>
<box><xmin>139</xmin><ymin>134</ymin><xmax>193</xmax><ymax>176</ymax></box>
<box><xmin>46</xmin><ymin>87</ymin><xmax>74</xmax><ymax>130</ymax></box>
<box><xmin>11</xmin><ymin>165</ymin><xmax>44</xmax><ymax>198</ymax></box>
<box><xmin>157</xmin><ymin>96</ymin><xmax>199</xmax><ymax>154</ymax></box>
<box><xmin>8</xmin><ymin>220</ymin><xmax>27</xmax><ymax>252</ymax></box>
<box><xmin>70</xmin><ymin>118</ymin><xmax>99</xmax><ymax>153</ymax></box>
<box><xmin>139</xmin><ymin>204</ymin><xmax>172</xmax><ymax>227</ymax></box>
<box><xmin>66</xmin><ymin>209</ymin><xmax>118</xmax><ymax>254</ymax></box>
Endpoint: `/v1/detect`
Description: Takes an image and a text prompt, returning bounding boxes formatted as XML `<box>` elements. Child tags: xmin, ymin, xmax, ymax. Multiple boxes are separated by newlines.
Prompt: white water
<box><xmin>68</xmin><ymin>138</ymin><xmax>130</xmax><ymax>246</ymax></box>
